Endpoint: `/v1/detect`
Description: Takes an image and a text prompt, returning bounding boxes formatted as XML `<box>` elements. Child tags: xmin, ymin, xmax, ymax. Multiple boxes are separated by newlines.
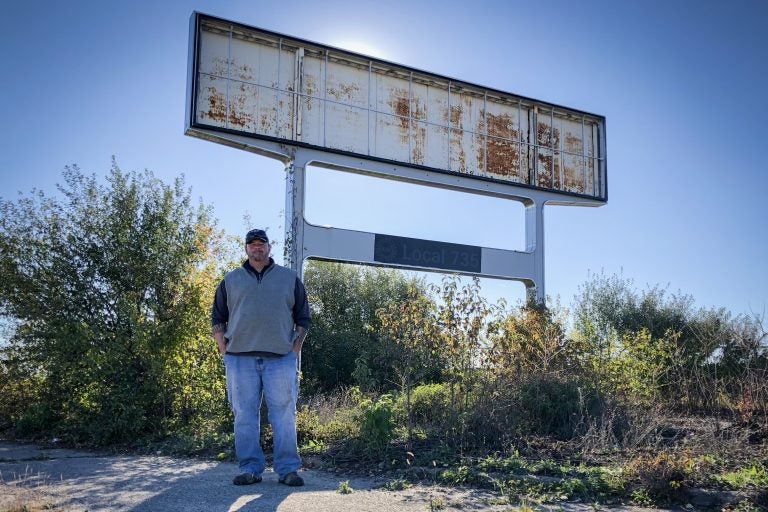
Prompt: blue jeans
<box><xmin>224</xmin><ymin>352</ymin><xmax>300</xmax><ymax>478</ymax></box>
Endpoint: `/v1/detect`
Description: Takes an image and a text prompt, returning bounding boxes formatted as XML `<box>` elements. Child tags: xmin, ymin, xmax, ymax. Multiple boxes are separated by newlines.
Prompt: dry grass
<box><xmin>0</xmin><ymin>467</ymin><xmax>62</xmax><ymax>512</ymax></box>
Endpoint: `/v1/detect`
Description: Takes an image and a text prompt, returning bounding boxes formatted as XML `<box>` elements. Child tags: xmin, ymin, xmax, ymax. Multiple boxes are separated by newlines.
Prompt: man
<box><xmin>211</xmin><ymin>228</ymin><xmax>310</xmax><ymax>487</ymax></box>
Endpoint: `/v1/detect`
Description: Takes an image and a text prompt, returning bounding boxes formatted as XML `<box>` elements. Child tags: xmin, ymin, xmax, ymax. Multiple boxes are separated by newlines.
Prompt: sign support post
<box><xmin>526</xmin><ymin>200</ymin><xmax>546</xmax><ymax>303</ymax></box>
<box><xmin>284</xmin><ymin>158</ymin><xmax>307</xmax><ymax>279</ymax></box>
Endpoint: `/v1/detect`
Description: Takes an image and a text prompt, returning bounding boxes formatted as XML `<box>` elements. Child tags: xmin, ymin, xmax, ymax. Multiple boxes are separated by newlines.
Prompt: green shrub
<box><xmin>718</xmin><ymin>464</ymin><xmax>768</xmax><ymax>490</ymax></box>
<box><xmin>14</xmin><ymin>402</ymin><xmax>57</xmax><ymax>439</ymax></box>
<box><xmin>337</xmin><ymin>480</ymin><xmax>353</xmax><ymax>494</ymax></box>
<box><xmin>517</xmin><ymin>376</ymin><xmax>592</xmax><ymax>439</ymax></box>
<box><xmin>396</xmin><ymin>383</ymin><xmax>451</xmax><ymax>427</ymax></box>
<box><xmin>477</xmin><ymin>453</ymin><xmax>527</xmax><ymax>475</ymax></box>
<box><xmin>0</xmin><ymin>164</ymin><xmax>233</xmax><ymax>445</ymax></box>
<box><xmin>626</xmin><ymin>452</ymin><xmax>694</xmax><ymax>505</ymax></box>
<box><xmin>297</xmin><ymin>404</ymin><xmax>359</xmax><ymax>446</ymax></box>
<box><xmin>358</xmin><ymin>394</ymin><xmax>397</xmax><ymax>454</ymax></box>
<box><xmin>299</xmin><ymin>439</ymin><xmax>325</xmax><ymax>454</ymax></box>
<box><xmin>383</xmin><ymin>478</ymin><xmax>412</xmax><ymax>491</ymax></box>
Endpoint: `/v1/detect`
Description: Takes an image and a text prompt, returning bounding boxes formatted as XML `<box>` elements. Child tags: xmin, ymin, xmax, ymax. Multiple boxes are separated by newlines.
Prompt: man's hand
<box><xmin>292</xmin><ymin>326</ymin><xmax>307</xmax><ymax>354</ymax></box>
<box><xmin>213</xmin><ymin>331</ymin><xmax>227</xmax><ymax>356</ymax></box>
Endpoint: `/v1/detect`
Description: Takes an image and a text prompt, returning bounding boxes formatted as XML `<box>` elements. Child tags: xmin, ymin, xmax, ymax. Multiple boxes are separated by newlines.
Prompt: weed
<box><xmin>299</xmin><ymin>439</ymin><xmax>325</xmax><ymax>455</ymax></box>
<box><xmin>484</xmin><ymin>495</ymin><xmax>510</xmax><ymax>506</ymax></box>
<box><xmin>383</xmin><ymin>478</ymin><xmax>412</xmax><ymax>491</ymax></box>
<box><xmin>407</xmin><ymin>443</ymin><xmax>458</xmax><ymax>468</ymax></box>
<box><xmin>529</xmin><ymin>459</ymin><xmax>567</xmax><ymax>477</ymax></box>
<box><xmin>337</xmin><ymin>480</ymin><xmax>353</xmax><ymax>494</ymax></box>
<box><xmin>0</xmin><ymin>467</ymin><xmax>59</xmax><ymax>512</ymax></box>
<box><xmin>477</xmin><ymin>453</ymin><xmax>527</xmax><ymax>475</ymax></box>
<box><xmin>437</xmin><ymin>465</ymin><xmax>491</xmax><ymax>486</ymax></box>
<box><xmin>724</xmin><ymin>498</ymin><xmax>763</xmax><ymax>512</ymax></box>
<box><xmin>631</xmin><ymin>489</ymin><xmax>654</xmax><ymax>507</ymax></box>
<box><xmin>626</xmin><ymin>451</ymin><xmax>694</xmax><ymax>504</ymax></box>
<box><xmin>358</xmin><ymin>395</ymin><xmax>396</xmax><ymax>455</ymax></box>
<box><xmin>511</xmin><ymin>499</ymin><xmax>537</xmax><ymax>512</ymax></box>
<box><xmin>146</xmin><ymin>430</ymin><xmax>235</xmax><ymax>457</ymax></box>
<box><xmin>397</xmin><ymin>383</ymin><xmax>451</xmax><ymax>426</ymax></box>
<box><xmin>718</xmin><ymin>464</ymin><xmax>768</xmax><ymax>490</ymax></box>
<box><xmin>297</xmin><ymin>402</ymin><xmax>360</xmax><ymax>447</ymax></box>
<box><xmin>429</xmin><ymin>496</ymin><xmax>445</xmax><ymax>510</ymax></box>
<box><xmin>580</xmin><ymin>465</ymin><xmax>627</xmax><ymax>499</ymax></box>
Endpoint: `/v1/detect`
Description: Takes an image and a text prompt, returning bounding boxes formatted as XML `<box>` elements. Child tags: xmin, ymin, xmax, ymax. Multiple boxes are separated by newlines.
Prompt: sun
<box><xmin>334</xmin><ymin>39</ymin><xmax>389</xmax><ymax>60</ymax></box>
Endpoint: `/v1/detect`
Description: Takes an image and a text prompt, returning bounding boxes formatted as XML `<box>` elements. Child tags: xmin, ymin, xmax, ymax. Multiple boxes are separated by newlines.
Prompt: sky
<box><xmin>2</xmin><ymin>0</ymin><xmax>766</xmax><ymax>320</ymax></box>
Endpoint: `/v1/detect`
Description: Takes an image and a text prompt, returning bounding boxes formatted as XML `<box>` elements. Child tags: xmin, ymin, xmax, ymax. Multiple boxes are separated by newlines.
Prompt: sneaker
<box><xmin>278</xmin><ymin>471</ymin><xmax>304</xmax><ymax>487</ymax></box>
<box><xmin>233</xmin><ymin>473</ymin><xmax>262</xmax><ymax>485</ymax></box>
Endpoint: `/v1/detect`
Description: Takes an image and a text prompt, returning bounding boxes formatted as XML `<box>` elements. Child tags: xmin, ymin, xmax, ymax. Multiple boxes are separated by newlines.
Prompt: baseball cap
<box><xmin>245</xmin><ymin>229</ymin><xmax>269</xmax><ymax>244</ymax></box>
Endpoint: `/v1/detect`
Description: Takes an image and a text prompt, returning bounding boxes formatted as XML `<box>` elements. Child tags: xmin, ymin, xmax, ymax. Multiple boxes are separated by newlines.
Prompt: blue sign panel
<box><xmin>374</xmin><ymin>234</ymin><xmax>481</xmax><ymax>273</ymax></box>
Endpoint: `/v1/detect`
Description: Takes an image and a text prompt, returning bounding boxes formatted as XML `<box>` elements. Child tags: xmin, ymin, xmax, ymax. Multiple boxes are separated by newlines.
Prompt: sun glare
<box><xmin>334</xmin><ymin>39</ymin><xmax>388</xmax><ymax>60</ymax></box>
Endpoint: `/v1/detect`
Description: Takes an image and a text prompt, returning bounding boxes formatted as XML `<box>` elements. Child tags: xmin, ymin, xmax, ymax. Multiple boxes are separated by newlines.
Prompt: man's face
<box><xmin>246</xmin><ymin>240</ymin><xmax>270</xmax><ymax>262</ymax></box>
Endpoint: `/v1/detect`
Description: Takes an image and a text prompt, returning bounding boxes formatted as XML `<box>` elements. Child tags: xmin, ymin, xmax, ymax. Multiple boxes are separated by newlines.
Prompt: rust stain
<box><xmin>203</xmin><ymin>86</ymin><xmax>227</xmax><ymax>123</ymax></box>
<box><xmin>564</xmin><ymin>133</ymin><xmax>582</xmax><ymax>153</ymax></box>
<box><xmin>537</xmin><ymin>153</ymin><xmax>553</xmax><ymax>188</ymax></box>
<box><xmin>392</xmin><ymin>93</ymin><xmax>409</xmax><ymax>117</ymax></box>
<box><xmin>412</xmin><ymin>123</ymin><xmax>426</xmax><ymax>165</ymax></box>
<box><xmin>450</xmin><ymin>104</ymin><xmax>463</xmax><ymax>127</ymax></box>
<box><xmin>411</xmin><ymin>97</ymin><xmax>426</xmax><ymax>121</ymax></box>
<box><xmin>480</xmin><ymin>112</ymin><xmax>520</xmax><ymax>178</ymax></box>
<box><xmin>486</xmin><ymin>139</ymin><xmax>519</xmax><ymax>178</ymax></box>
<box><xmin>388</xmin><ymin>89</ymin><xmax>410</xmax><ymax>143</ymax></box>
<box><xmin>487</xmin><ymin>112</ymin><xmax>514</xmax><ymax>139</ymax></box>
<box><xmin>327</xmin><ymin>82</ymin><xmax>360</xmax><ymax>101</ymax></box>
<box><xmin>450</xmin><ymin>129</ymin><xmax>466</xmax><ymax>172</ymax></box>
<box><xmin>562</xmin><ymin>155</ymin><xmax>584</xmax><ymax>193</ymax></box>
<box><xmin>536</xmin><ymin>152</ymin><xmax>563</xmax><ymax>190</ymax></box>
<box><xmin>457</xmin><ymin>146</ymin><xmax>466</xmax><ymax>172</ymax></box>
<box><xmin>211</xmin><ymin>57</ymin><xmax>229</xmax><ymax>77</ymax></box>
<box><xmin>304</xmin><ymin>75</ymin><xmax>316</xmax><ymax>111</ymax></box>
<box><xmin>228</xmin><ymin>106</ymin><xmax>252</xmax><ymax>129</ymax></box>
<box><xmin>260</xmin><ymin>113</ymin><xmax>271</xmax><ymax>133</ymax></box>
<box><xmin>304</xmin><ymin>75</ymin><xmax>316</xmax><ymax>96</ymax></box>
<box><xmin>228</xmin><ymin>83</ymin><xmax>255</xmax><ymax>129</ymax></box>
<box><xmin>476</xmin><ymin>137</ymin><xmax>485</xmax><ymax>172</ymax></box>
<box><xmin>537</xmin><ymin>123</ymin><xmax>552</xmax><ymax>147</ymax></box>
<box><xmin>340</xmin><ymin>82</ymin><xmax>359</xmax><ymax>98</ymax></box>
<box><xmin>447</xmin><ymin>102</ymin><xmax>466</xmax><ymax>171</ymax></box>
<box><xmin>563</xmin><ymin>164</ymin><xmax>582</xmax><ymax>192</ymax></box>
<box><xmin>235</xmin><ymin>63</ymin><xmax>254</xmax><ymax>81</ymax></box>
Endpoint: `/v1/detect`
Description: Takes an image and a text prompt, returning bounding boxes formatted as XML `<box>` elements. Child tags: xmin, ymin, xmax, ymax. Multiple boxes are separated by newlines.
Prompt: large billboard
<box><xmin>186</xmin><ymin>13</ymin><xmax>607</xmax><ymax>203</ymax></box>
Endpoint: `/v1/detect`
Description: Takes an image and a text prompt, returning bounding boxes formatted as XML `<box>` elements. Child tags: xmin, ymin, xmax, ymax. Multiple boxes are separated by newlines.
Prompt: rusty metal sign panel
<box><xmin>186</xmin><ymin>12</ymin><xmax>607</xmax><ymax>202</ymax></box>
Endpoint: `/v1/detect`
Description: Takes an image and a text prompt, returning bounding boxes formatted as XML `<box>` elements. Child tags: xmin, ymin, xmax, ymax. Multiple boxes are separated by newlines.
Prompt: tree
<box><xmin>0</xmin><ymin>161</ymin><xmax>233</xmax><ymax>444</ymax></box>
<box><xmin>302</xmin><ymin>261</ymin><xmax>429</xmax><ymax>392</ymax></box>
<box><xmin>570</xmin><ymin>271</ymin><xmax>768</xmax><ymax>413</ymax></box>
<box><xmin>435</xmin><ymin>276</ymin><xmax>490</xmax><ymax>393</ymax></box>
<box><xmin>432</xmin><ymin>275</ymin><xmax>491</xmax><ymax>447</ymax></box>
<box><xmin>571</xmin><ymin>272</ymin><xmax>695</xmax><ymax>399</ymax></box>
<box><xmin>486</xmin><ymin>299</ymin><xmax>573</xmax><ymax>379</ymax></box>
<box><xmin>377</xmin><ymin>283</ymin><xmax>440</xmax><ymax>441</ymax></box>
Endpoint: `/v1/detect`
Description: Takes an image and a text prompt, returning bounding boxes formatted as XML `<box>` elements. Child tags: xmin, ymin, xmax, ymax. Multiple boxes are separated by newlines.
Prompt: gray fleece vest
<box><xmin>223</xmin><ymin>264</ymin><xmax>297</xmax><ymax>354</ymax></box>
